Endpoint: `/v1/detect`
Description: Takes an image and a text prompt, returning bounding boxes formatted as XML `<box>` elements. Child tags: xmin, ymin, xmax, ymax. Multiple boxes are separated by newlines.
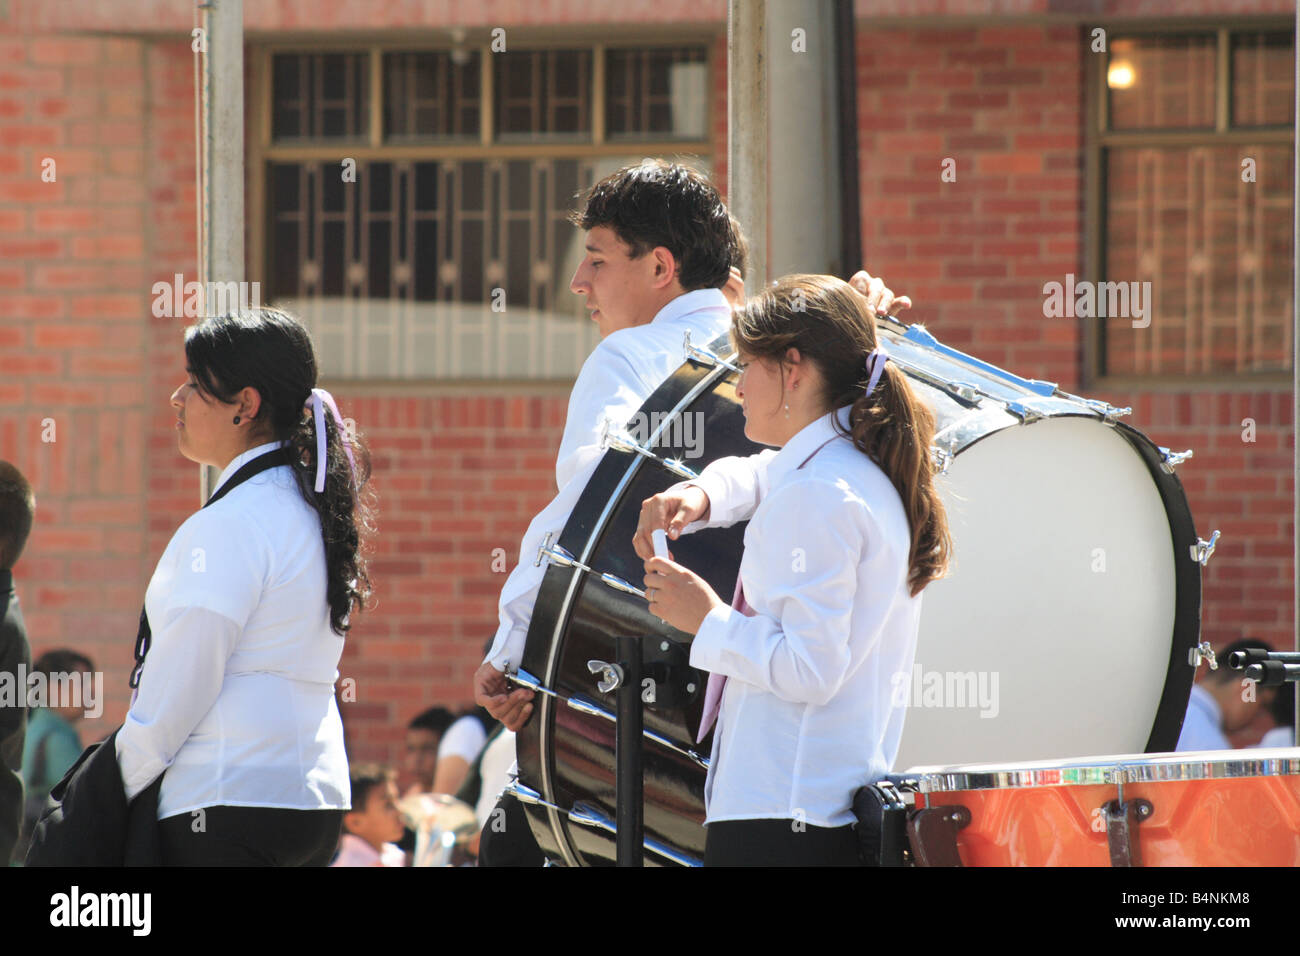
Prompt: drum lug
<box><xmin>682</xmin><ymin>330</ymin><xmax>742</xmax><ymax>374</ymax></box>
<box><xmin>1188</xmin><ymin>640</ymin><xmax>1219</xmax><ymax>670</ymax></box>
<box><xmin>588</xmin><ymin>659</ymin><xmax>624</xmax><ymax>694</ymax></box>
<box><xmin>1103</xmin><ymin>797</ymin><xmax>1153</xmax><ymax>867</ymax></box>
<box><xmin>1003</xmin><ymin>401</ymin><xmax>1043</xmax><ymax>424</ymax></box>
<box><xmin>601</xmin><ymin>417</ymin><xmax>700</xmax><ymax>481</ymax></box>
<box><xmin>536</xmin><ymin>532</ymin><xmax>649</xmax><ymax>599</ymax></box>
<box><xmin>930</xmin><ymin>445</ymin><xmax>953</xmax><ymax>476</ymax></box>
<box><xmin>1157</xmin><ymin>446</ymin><xmax>1194</xmax><ymax>473</ymax></box>
<box><xmin>905</xmin><ymin>804</ymin><xmax>971</xmax><ymax>867</ymax></box>
<box><xmin>1190</xmin><ymin>529</ymin><xmax>1220</xmax><ymax>566</ymax></box>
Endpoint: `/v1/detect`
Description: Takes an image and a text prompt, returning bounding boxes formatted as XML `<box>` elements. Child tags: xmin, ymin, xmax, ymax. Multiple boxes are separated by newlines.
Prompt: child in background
<box><xmin>331</xmin><ymin>765</ymin><xmax>406</xmax><ymax>867</ymax></box>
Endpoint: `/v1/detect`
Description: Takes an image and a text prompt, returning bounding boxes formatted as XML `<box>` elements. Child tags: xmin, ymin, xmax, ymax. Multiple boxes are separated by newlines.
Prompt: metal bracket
<box><xmin>535</xmin><ymin>531</ymin><xmax>648</xmax><ymax>599</ymax></box>
<box><xmin>1190</xmin><ymin>529</ymin><xmax>1220</xmax><ymax>566</ymax></box>
<box><xmin>600</xmin><ymin>418</ymin><xmax>699</xmax><ymax>480</ymax></box>
<box><xmin>931</xmin><ymin>445</ymin><xmax>953</xmax><ymax>476</ymax></box>
<box><xmin>588</xmin><ymin>659</ymin><xmax>624</xmax><ymax>694</ymax></box>
<box><xmin>1158</xmin><ymin>446</ymin><xmax>1194</xmax><ymax>473</ymax></box>
<box><xmin>1189</xmin><ymin>640</ymin><xmax>1219</xmax><ymax>670</ymax></box>
<box><xmin>1103</xmin><ymin>797</ymin><xmax>1153</xmax><ymax>867</ymax></box>
<box><xmin>905</xmin><ymin>804</ymin><xmax>971</xmax><ymax>867</ymax></box>
<box><xmin>682</xmin><ymin>330</ymin><xmax>742</xmax><ymax>374</ymax></box>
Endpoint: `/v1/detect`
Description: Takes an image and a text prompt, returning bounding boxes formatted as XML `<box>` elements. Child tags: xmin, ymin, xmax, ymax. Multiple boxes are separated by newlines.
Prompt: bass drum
<box><xmin>514</xmin><ymin>320</ymin><xmax>1205</xmax><ymax>866</ymax></box>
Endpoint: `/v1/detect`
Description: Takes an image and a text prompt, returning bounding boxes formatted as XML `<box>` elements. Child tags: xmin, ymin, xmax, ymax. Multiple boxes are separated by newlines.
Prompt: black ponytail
<box><xmin>184</xmin><ymin>307</ymin><xmax>375</xmax><ymax>634</ymax></box>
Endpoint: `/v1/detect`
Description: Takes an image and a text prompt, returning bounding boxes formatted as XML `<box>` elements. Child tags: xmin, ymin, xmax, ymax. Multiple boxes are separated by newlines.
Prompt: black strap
<box><xmin>129</xmin><ymin>448</ymin><xmax>292</xmax><ymax>690</ymax></box>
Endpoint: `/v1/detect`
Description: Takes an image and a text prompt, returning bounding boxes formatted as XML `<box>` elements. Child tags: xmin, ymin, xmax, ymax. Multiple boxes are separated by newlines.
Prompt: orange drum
<box><xmin>900</xmin><ymin>748</ymin><xmax>1300</xmax><ymax>866</ymax></box>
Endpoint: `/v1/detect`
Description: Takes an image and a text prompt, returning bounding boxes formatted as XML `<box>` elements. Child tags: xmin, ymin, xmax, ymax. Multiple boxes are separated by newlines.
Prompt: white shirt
<box><xmin>116</xmin><ymin>442</ymin><xmax>351</xmax><ymax>819</ymax></box>
<box><xmin>681</xmin><ymin>407</ymin><xmax>922</xmax><ymax>828</ymax></box>
<box><xmin>483</xmin><ymin>288</ymin><xmax>733</xmax><ymax>671</ymax></box>
<box><xmin>474</xmin><ymin>729</ymin><xmax>518</xmax><ymax>829</ymax></box>
<box><xmin>1175</xmin><ymin>682</ymin><xmax>1230</xmax><ymax>751</ymax></box>
<box><xmin>436</xmin><ymin>715</ymin><xmax>488</xmax><ymax>764</ymax></box>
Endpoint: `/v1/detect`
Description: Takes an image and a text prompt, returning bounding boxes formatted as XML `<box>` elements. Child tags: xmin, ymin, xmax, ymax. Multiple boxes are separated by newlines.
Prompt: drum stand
<box><xmin>588</xmin><ymin>636</ymin><xmax>647</xmax><ymax>866</ymax></box>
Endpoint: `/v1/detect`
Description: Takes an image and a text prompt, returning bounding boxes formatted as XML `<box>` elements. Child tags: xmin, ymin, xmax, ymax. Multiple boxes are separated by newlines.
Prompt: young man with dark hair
<box><xmin>0</xmin><ymin>461</ymin><xmax>35</xmax><ymax>864</ymax></box>
<box><xmin>470</xmin><ymin>160</ymin><xmax>909</xmax><ymax>865</ymax></box>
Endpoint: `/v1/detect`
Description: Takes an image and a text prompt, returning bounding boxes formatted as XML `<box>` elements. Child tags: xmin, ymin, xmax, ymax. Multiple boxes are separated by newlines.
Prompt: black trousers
<box><xmin>704</xmin><ymin>818</ymin><xmax>861</xmax><ymax>867</ymax></box>
<box><xmin>158</xmin><ymin>806</ymin><xmax>345</xmax><ymax>867</ymax></box>
<box><xmin>477</xmin><ymin>793</ymin><xmax>546</xmax><ymax>867</ymax></box>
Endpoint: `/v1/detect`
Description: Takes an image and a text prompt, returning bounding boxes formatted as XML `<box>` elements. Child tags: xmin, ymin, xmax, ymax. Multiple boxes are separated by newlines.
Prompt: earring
<box><xmin>784</xmin><ymin>403</ymin><xmax>790</xmax><ymax>418</ymax></box>
<box><xmin>233</xmin><ymin>415</ymin><xmax>241</xmax><ymax>425</ymax></box>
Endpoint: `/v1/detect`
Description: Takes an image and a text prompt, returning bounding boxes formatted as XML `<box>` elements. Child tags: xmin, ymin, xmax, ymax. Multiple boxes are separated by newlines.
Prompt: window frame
<box><xmin>246</xmin><ymin>32</ymin><xmax>719</xmax><ymax>388</ymax></box>
<box><xmin>1083</xmin><ymin>18</ymin><xmax>1294</xmax><ymax>390</ymax></box>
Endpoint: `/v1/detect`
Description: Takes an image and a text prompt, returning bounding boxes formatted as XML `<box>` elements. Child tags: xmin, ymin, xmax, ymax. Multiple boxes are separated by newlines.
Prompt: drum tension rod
<box><xmin>1158</xmin><ymin>446</ymin><xmax>1194</xmax><ymax>473</ymax></box>
<box><xmin>506</xmin><ymin>667</ymin><xmax>711</xmax><ymax>770</ymax></box>
<box><xmin>535</xmin><ymin>531</ymin><xmax>648</xmax><ymax>600</ymax></box>
<box><xmin>505</xmin><ymin>781</ymin><xmax>701</xmax><ymax>868</ymax></box>
<box><xmin>601</xmin><ymin>418</ymin><xmax>699</xmax><ymax>481</ymax></box>
<box><xmin>1190</xmin><ymin>529</ymin><xmax>1221</xmax><ymax>567</ymax></box>
<box><xmin>682</xmin><ymin>330</ymin><xmax>742</xmax><ymax>374</ymax></box>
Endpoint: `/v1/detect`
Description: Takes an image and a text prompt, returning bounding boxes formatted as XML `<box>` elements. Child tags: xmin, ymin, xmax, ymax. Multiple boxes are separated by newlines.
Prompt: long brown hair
<box><xmin>731</xmin><ymin>275</ymin><xmax>950</xmax><ymax>596</ymax></box>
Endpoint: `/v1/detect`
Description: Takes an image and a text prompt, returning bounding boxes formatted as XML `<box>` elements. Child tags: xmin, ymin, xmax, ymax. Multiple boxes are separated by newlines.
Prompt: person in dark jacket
<box><xmin>0</xmin><ymin>461</ymin><xmax>35</xmax><ymax>865</ymax></box>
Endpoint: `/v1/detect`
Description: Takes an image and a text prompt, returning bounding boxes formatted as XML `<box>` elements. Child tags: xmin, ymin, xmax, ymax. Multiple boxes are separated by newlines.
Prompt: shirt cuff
<box><xmin>688</xmin><ymin>602</ymin><xmax>737</xmax><ymax>674</ymax></box>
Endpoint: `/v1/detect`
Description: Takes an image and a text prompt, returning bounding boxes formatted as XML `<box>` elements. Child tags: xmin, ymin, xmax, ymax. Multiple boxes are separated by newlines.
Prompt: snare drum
<box><xmin>902</xmin><ymin>748</ymin><xmax>1300</xmax><ymax>866</ymax></box>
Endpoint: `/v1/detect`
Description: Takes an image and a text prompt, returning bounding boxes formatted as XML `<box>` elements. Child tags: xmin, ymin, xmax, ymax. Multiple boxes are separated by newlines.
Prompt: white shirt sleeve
<box><xmin>115</xmin><ymin>605</ymin><xmax>244</xmax><ymax>801</ymax></box>
<box><xmin>437</xmin><ymin>716</ymin><xmax>488</xmax><ymax>764</ymax></box>
<box><xmin>116</xmin><ymin>507</ymin><xmax>273</xmax><ymax>801</ymax></box>
<box><xmin>484</xmin><ymin>343</ymin><xmax>645</xmax><ymax>672</ymax></box>
<box><xmin>688</xmin><ymin>479</ymin><xmax>867</xmax><ymax>707</ymax></box>
<box><xmin>673</xmin><ymin>449</ymin><xmax>778</xmax><ymax>533</ymax></box>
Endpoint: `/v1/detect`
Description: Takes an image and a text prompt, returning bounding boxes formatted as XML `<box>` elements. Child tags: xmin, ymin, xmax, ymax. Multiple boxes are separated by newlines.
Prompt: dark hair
<box><xmin>569</xmin><ymin>159</ymin><xmax>737</xmax><ymax>292</ymax></box>
<box><xmin>347</xmin><ymin>764</ymin><xmax>393</xmax><ymax>821</ymax></box>
<box><xmin>729</xmin><ymin>215</ymin><xmax>749</xmax><ymax>279</ymax></box>
<box><xmin>0</xmin><ymin>461</ymin><xmax>35</xmax><ymax>570</ymax></box>
<box><xmin>183</xmin><ymin>307</ymin><xmax>375</xmax><ymax>635</ymax></box>
<box><xmin>408</xmin><ymin>707</ymin><xmax>456</xmax><ymax>736</ymax></box>
<box><xmin>731</xmin><ymin>275</ymin><xmax>951</xmax><ymax>597</ymax></box>
<box><xmin>33</xmin><ymin>649</ymin><xmax>93</xmax><ymax>674</ymax></box>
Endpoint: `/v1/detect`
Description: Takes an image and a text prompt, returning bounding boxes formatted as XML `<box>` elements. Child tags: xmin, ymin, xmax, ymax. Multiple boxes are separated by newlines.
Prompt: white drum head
<box><xmin>894</xmin><ymin>416</ymin><xmax>1177</xmax><ymax>768</ymax></box>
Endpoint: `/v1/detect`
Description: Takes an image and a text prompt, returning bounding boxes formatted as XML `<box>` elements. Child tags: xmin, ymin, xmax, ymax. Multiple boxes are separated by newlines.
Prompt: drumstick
<box><xmin>652</xmin><ymin>528</ymin><xmax>670</xmax><ymax>560</ymax></box>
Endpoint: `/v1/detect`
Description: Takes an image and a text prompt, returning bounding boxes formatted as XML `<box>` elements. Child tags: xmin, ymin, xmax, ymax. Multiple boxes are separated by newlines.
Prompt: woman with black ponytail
<box><xmin>115</xmin><ymin>306</ymin><xmax>374</xmax><ymax>866</ymax></box>
<box><xmin>634</xmin><ymin>274</ymin><xmax>950</xmax><ymax>866</ymax></box>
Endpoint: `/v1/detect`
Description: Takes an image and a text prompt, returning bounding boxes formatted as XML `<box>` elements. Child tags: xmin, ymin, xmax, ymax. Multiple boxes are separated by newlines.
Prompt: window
<box><xmin>250</xmin><ymin>43</ymin><xmax>713</xmax><ymax>381</ymax></box>
<box><xmin>1092</xmin><ymin>28</ymin><xmax>1293</xmax><ymax>381</ymax></box>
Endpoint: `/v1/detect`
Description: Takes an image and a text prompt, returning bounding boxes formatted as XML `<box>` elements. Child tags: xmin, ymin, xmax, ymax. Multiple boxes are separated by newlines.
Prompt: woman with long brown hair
<box><xmin>635</xmin><ymin>274</ymin><xmax>950</xmax><ymax>866</ymax></box>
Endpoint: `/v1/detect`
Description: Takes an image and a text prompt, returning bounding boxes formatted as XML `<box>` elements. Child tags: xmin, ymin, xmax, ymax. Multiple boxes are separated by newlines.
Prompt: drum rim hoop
<box><xmin>905</xmin><ymin>748</ymin><xmax>1300</xmax><ymax>792</ymax></box>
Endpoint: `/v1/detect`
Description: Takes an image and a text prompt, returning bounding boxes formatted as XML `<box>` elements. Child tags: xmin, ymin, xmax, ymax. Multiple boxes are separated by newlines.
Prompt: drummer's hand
<box><xmin>473</xmin><ymin>659</ymin><xmax>534</xmax><ymax>732</ymax></box>
<box><xmin>643</xmin><ymin>556</ymin><xmax>725</xmax><ymax>635</ymax></box>
<box><xmin>633</xmin><ymin>486</ymin><xmax>711</xmax><ymax>560</ymax></box>
<box><xmin>722</xmin><ymin>266</ymin><xmax>746</xmax><ymax>308</ymax></box>
<box><xmin>848</xmin><ymin>269</ymin><xmax>912</xmax><ymax>317</ymax></box>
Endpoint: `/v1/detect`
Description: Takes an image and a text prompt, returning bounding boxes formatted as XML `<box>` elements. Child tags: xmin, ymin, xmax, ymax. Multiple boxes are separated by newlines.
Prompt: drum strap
<box><xmin>129</xmin><ymin>448</ymin><xmax>293</xmax><ymax>691</ymax></box>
